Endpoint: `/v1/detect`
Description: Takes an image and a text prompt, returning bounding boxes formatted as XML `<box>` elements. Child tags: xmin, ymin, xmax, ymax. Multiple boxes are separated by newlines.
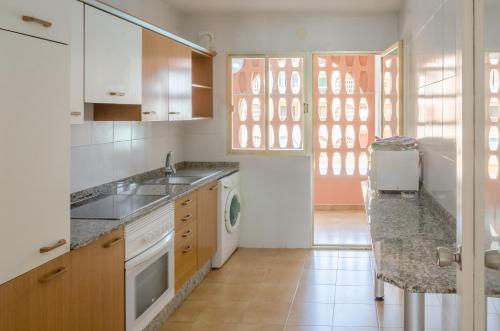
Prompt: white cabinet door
<box><xmin>168</xmin><ymin>40</ymin><xmax>192</xmax><ymax>121</ymax></box>
<box><xmin>0</xmin><ymin>30</ymin><xmax>70</xmax><ymax>285</ymax></box>
<box><xmin>70</xmin><ymin>1</ymin><xmax>84</xmax><ymax>124</ymax></box>
<box><xmin>84</xmin><ymin>6</ymin><xmax>142</xmax><ymax>105</ymax></box>
<box><xmin>0</xmin><ymin>0</ymin><xmax>69</xmax><ymax>44</ymax></box>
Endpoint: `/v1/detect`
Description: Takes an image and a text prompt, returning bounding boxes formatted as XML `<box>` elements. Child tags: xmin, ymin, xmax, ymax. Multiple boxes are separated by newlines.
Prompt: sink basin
<box><xmin>143</xmin><ymin>176</ymin><xmax>204</xmax><ymax>186</ymax></box>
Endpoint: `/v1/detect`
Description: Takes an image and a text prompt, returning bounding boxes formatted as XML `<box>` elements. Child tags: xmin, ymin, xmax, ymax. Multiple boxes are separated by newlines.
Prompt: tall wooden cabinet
<box><xmin>0</xmin><ymin>29</ymin><xmax>70</xmax><ymax>285</ymax></box>
<box><xmin>167</xmin><ymin>41</ymin><xmax>193</xmax><ymax>121</ymax></box>
<box><xmin>69</xmin><ymin>227</ymin><xmax>125</xmax><ymax>331</ymax></box>
<box><xmin>84</xmin><ymin>5</ymin><xmax>142</xmax><ymax>105</ymax></box>
<box><xmin>197</xmin><ymin>182</ymin><xmax>218</xmax><ymax>268</ymax></box>
<box><xmin>0</xmin><ymin>254</ymin><xmax>71</xmax><ymax>331</ymax></box>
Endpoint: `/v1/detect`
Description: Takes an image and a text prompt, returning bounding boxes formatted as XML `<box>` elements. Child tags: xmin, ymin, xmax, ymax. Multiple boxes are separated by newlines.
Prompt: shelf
<box><xmin>192</xmin><ymin>83</ymin><xmax>212</xmax><ymax>90</ymax></box>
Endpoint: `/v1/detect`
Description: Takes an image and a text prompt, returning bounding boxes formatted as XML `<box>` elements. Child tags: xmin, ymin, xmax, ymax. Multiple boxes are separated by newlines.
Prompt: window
<box><xmin>229</xmin><ymin>55</ymin><xmax>306</xmax><ymax>153</ymax></box>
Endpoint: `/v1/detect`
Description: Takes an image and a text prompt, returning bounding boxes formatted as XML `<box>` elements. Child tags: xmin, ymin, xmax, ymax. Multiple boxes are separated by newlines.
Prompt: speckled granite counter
<box><xmin>361</xmin><ymin>180</ymin><xmax>457</xmax><ymax>293</ymax></box>
<box><xmin>70</xmin><ymin>162</ymin><xmax>238</xmax><ymax>249</ymax></box>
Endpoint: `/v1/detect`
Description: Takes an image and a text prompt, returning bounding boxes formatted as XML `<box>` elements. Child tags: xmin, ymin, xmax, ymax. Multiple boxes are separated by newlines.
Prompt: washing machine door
<box><xmin>225</xmin><ymin>189</ymin><xmax>241</xmax><ymax>233</ymax></box>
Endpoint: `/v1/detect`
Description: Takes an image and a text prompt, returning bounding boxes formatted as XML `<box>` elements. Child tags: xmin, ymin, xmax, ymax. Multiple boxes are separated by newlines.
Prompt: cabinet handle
<box><xmin>109</xmin><ymin>92</ymin><xmax>125</xmax><ymax>96</ymax></box>
<box><xmin>169</xmin><ymin>112</ymin><xmax>180</xmax><ymax>115</ymax></box>
<box><xmin>142</xmin><ymin>111</ymin><xmax>157</xmax><ymax>115</ymax></box>
<box><xmin>182</xmin><ymin>198</ymin><xmax>193</xmax><ymax>206</ymax></box>
<box><xmin>102</xmin><ymin>237</ymin><xmax>123</xmax><ymax>249</ymax></box>
<box><xmin>39</xmin><ymin>239</ymin><xmax>66</xmax><ymax>253</ymax></box>
<box><xmin>39</xmin><ymin>267</ymin><xmax>66</xmax><ymax>284</ymax></box>
<box><xmin>70</xmin><ymin>111</ymin><xmax>82</xmax><ymax>116</ymax></box>
<box><xmin>182</xmin><ymin>229</ymin><xmax>193</xmax><ymax>238</ymax></box>
<box><xmin>209</xmin><ymin>185</ymin><xmax>217</xmax><ymax>191</ymax></box>
<box><xmin>181</xmin><ymin>214</ymin><xmax>192</xmax><ymax>222</ymax></box>
<box><xmin>22</xmin><ymin>15</ymin><xmax>52</xmax><ymax>28</ymax></box>
<box><xmin>182</xmin><ymin>245</ymin><xmax>192</xmax><ymax>254</ymax></box>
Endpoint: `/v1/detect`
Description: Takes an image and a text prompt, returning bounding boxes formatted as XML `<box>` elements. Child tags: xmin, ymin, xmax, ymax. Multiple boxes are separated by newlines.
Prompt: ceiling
<box><xmin>165</xmin><ymin>0</ymin><xmax>404</xmax><ymax>15</ymax></box>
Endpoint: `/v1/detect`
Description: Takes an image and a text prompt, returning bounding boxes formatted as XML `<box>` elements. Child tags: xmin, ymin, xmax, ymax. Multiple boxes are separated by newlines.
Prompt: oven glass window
<box><xmin>135</xmin><ymin>252</ymin><xmax>169</xmax><ymax>318</ymax></box>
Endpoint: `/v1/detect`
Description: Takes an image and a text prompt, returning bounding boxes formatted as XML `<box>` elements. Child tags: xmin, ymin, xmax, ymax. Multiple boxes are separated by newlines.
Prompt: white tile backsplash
<box><xmin>71</xmin><ymin>120</ymin><xmax>184</xmax><ymax>192</ymax></box>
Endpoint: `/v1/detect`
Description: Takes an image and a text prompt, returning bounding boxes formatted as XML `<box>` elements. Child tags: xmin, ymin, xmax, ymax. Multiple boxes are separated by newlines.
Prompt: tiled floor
<box><xmin>314</xmin><ymin>210</ymin><xmax>371</xmax><ymax>246</ymax></box>
<box><xmin>159</xmin><ymin>248</ymin><xmax>490</xmax><ymax>331</ymax></box>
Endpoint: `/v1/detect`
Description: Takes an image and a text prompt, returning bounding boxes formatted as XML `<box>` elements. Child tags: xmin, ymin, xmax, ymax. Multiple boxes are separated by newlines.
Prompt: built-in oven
<box><xmin>125</xmin><ymin>202</ymin><xmax>175</xmax><ymax>331</ymax></box>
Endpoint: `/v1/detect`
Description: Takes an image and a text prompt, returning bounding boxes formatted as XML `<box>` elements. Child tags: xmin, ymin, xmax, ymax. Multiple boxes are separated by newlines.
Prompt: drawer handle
<box><xmin>109</xmin><ymin>91</ymin><xmax>125</xmax><ymax>96</ymax></box>
<box><xmin>182</xmin><ymin>245</ymin><xmax>192</xmax><ymax>254</ymax></box>
<box><xmin>38</xmin><ymin>267</ymin><xmax>66</xmax><ymax>284</ymax></box>
<box><xmin>70</xmin><ymin>111</ymin><xmax>82</xmax><ymax>116</ymax></box>
<box><xmin>102</xmin><ymin>237</ymin><xmax>123</xmax><ymax>249</ymax></box>
<box><xmin>39</xmin><ymin>239</ymin><xmax>66</xmax><ymax>253</ymax></box>
<box><xmin>22</xmin><ymin>15</ymin><xmax>52</xmax><ymax>28</ymax></box>
<box><xmin>142</xmin><ymin>111</ymin><xmax>157</xmax><ymax>115</ymax></box>
<box><xmin>169</xmin><ymin>111</ymin><xmax>181</xmax><ymax>115</ymax></box>
<box><xmin>182</xmin><ymin>229</ymin><xmax>193</xmax><ymax>238</ymax></box>
<box><xmin>209</xmin><ymin>185</ymin><xmax>217</xmax><ymax>191</ymax></box>
<box><xmin>182</xmin><ymin>198</ymin><xmax>193</xmax><ymax>206</ymax></box>
<box><xmin>181</xmin><ymin>214</ymin><xmax>192</xmax><ymax>222</ymax></box>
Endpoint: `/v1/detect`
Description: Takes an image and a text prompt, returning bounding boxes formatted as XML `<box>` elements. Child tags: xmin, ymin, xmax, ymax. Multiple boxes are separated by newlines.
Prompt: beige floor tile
<box><xmin>204</xmin><ymin>268</ymin><xmax>231</xmax><ymax>283</ymax></box>
<box><xmin>334</xmin><ymin>285</ymin><xmax>375</xmax><ymax>304</ymax></box>
<box><xmin>287</xmin><ymin>302</ymin><xmax>334</xmax><ymax>326</ymax></box>
<box><xmin>194</xmin><ymin>301</ymin><xmax>251</xmax><ymax>324</ymax></box>
<box><xmin>294</xmin><ymin>284</ymin><xmax>336</xmax><ymax>303</ymax></box>
<box><xmin>331</xmin><ymin>327</ymin><xmax>378</xmax><ymax>331</ymax></box>
<box><xmin>242</xmin><ymin>300</ymin><xmax>291</xmax><ymax>324</ymax></box>
<box><xmin>305</xmin><ymin>256</ymin><xmax>339</xmax><ymax>270</ymax></box>
<box><xmin>310</xmin><ymin>250</ymin><xmax>339</xmax><ymax>257</ymax></box>
<box><xmin>285</xmin><ymin>326</ymin><xmax>332</xmax><ymax>331</ymax></box>
<box><xmin>336</xmin><ymin>270</ymin><xmax>373</xmax><ymax>286</ymax></box>
<box><xmin>376</xmin><ymin>304</ymin><xmax>404</xmax><ymax>328</ymax></box>
<box><xmin>169</xmin><ymin>300</ymin><xmax>210</xmax><ymax>322</ymax></box>
<box><xmin>252</xmin><ymin>283</ymin><xmax>298</xmax><ymax>303</ymax></box>
<box><xmin>238</xmin><ymin>324</ymin><xmax>285</xmax><ymax>331</ymax></box>
<box><xmin>300</xmin><ymin>269</ymin><xmax>337</xmax><ymax>285</ymax></box>
<box><xmin>314</xmin><ymin>210</ymin><xmax>370</xmax><ymax>246</ymax></box>
<box><xmin>160</xmin><ymin>321</ymin><xmax>194</xmax><ymax>331</ymax></box>
<box><xmin>332</xmin><ymin>304</ymin><xmax>378</xmax><ymax>327</ymax></box>
<box><xmin>263</xmin><ymin>266</ymin><xmax>303</xmax><ymax>285</ymax></box>
<box><xmin>338</xmin><ymin>258</ymin><xmax>372</xmax><ymax>270</ymax></box>
<box><xmin>187</xmin><ymin>282</ymin><xmax>224</xmax><ymax>302</ymax></box>
<box><xmin>338</xmin><ymin>250</ymin><xmax>373</xmax><ymax>258</ymax></box>
<box><xmin>224</xmin><ymin>267</ymin><xmax>269</xmax><ymax>285</ymax></box>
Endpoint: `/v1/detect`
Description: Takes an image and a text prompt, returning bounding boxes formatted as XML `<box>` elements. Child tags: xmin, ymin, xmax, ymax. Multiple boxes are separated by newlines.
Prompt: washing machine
<box><xmin>212</xmin><ymin>171</ymin><xmax>241</xmax><ymax>268</ymax></box>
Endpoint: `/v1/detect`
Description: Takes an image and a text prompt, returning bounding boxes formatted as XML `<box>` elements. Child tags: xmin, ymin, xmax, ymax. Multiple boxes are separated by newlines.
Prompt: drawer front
<box><xmin>0</xmin><ymin>0</ymin><xmax>70</xmax><ymax>44</ymax></box>
<box><xmin>175</xmin><ymin>192</ymin><xmax>197</xmax><ymax>230</ymax></box>
<box><xmin>175</xmin><ymin>222</ymin><xmax>197</xmax><ymax>250</ymax></box>
<box><xmin>174</xmin><ymin>236</ymin><xmax>197</xmax><ymax>290</ymax></box>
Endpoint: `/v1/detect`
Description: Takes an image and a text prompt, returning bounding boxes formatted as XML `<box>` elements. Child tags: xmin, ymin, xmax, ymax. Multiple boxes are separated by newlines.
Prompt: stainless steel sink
<box><xmin>143</xmin><ymin>176</ymin><xmax>204</xmax><ymax>186</ymax></box>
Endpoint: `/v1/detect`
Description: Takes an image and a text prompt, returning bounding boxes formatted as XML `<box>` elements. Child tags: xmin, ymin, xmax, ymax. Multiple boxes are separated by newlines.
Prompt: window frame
<box><xmin>380</xmin><ymin>41</ymin><xmax>404</xmax><ymax>136</ymax></box>
<box><xmin>227</xmin><ymin>53</ymin><xmax>311</xmax><ymax>156</ymax></box>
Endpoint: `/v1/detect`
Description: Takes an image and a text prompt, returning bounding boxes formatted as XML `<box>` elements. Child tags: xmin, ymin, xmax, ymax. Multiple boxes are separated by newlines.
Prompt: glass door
<box><xmin>476</xmin><ymin>0</ymin><xmax>500</xmax><ymax>329</ymax></box>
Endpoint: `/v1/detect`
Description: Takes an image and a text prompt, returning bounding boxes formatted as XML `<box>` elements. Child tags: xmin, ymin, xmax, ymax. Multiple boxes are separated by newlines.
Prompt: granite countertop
<box><xmin>361</xmin><ymin>180</ymin><xmax>457</xmax><ymax>294</ymax></box>
<box><xmin>70</xmin><ymin>162</ymin><xmax>238</xmax><ymax>250</ymax></box>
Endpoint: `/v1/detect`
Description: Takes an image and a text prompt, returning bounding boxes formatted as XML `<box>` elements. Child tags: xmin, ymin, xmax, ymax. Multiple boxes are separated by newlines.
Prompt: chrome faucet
<box><xmin>165</xmin><ymin>151</ymin><xmax>176</xmax><ymax>176</ymax></box>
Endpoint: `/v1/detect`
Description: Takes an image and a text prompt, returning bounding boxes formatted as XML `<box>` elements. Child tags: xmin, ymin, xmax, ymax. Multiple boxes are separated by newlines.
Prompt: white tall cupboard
<box><xmin>70</xmin><ymin>1</ymin><xmax>84</xmax><ymax>124</ymax></box>
<box><xmin>0</xmin><ymin>29</ymin><xmax>70</xmax><ymax>285</ymax></box>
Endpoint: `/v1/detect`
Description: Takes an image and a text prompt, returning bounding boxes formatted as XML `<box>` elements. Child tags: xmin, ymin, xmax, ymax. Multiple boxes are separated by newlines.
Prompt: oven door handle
<box><xmin>125</xmin><ymin>231</ymin><xmax>174</xmax><ymax>270</ymax></box>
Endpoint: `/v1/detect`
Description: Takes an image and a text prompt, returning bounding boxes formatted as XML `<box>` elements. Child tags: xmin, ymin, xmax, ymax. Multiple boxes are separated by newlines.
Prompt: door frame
<box><xmin>309</xmin><ymin>51</ymin><xmax>380</xmax><ymax>248</ymax></box>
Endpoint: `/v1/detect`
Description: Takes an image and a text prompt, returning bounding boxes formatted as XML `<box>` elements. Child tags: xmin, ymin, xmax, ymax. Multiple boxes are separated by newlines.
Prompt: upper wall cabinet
<box><xmin>168</xmin><ymin>41</ymin><xmax>193</xmax><ymax>121</ymax></box>
<box><xmin>0</xmin><ymin>0</ymin><xmax>69</xmax><ymax>44</ymax></box>
<box><xmin>84</xmin><ymin>5</ymin><xmax>142</xmax><ymax>105</ymax></box>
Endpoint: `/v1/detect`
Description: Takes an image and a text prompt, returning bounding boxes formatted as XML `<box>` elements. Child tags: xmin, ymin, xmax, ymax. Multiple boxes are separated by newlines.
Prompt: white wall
<box><xmin>180</xmin><ymin>12</ymin><xmax>399</xmax><ymax>248</ymax></box>
<box><xmin>399</xmin><ymin>0</ymin><xmax>458</xmax><ymax>217</ymax></box>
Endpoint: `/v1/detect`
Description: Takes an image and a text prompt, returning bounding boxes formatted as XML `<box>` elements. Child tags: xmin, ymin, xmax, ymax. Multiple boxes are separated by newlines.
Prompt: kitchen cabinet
<box><xmin>0</xmin><ymin>29</ymin><xmax>70</xmax><ymax>285</ymax></box>
<box><xmin>0</xmin><ymin>253</ymin><xmax>71</xmax><ymax>331</ymax></box>
<box><xmin>192</xmin><ymin>51</ymin><xmax>214</xmax><ymax>118</ymax></box>
<box><xmin>168</xmin><ymin>41</ymin><xmax>193</xmax><ymax>121</ymax></box>
<box><xmin>174</xmin><ymin>192</ymin><xmax>198</xmax><ymax>290</ymax></box>
<box><xmin>174</xmin><ymin>183</ymin><xmax>218</xmax><ymax>290</ymax></box>
<box><xmin>69</xmin><ymin>227</ymin><xmax>125</xmax><ymax>331</ymax></box>
<box><xmin>0</xmin><ymin>0</ymin><xmax>69</xmax><ymax>44</ymax></box>
<box><xmin>84</xmin><ymin>5</ymin><xmax>142</xmax><ymax>105</ymax></box>
<box><xmin>70</xmin><ymin>0</ymin><xmax>84</xmax><ymax>124</ymax></box>
<box><xmin>197</xmin><ymin>182</ymin><xmax>218</xmax><ymax>268</ymax></box>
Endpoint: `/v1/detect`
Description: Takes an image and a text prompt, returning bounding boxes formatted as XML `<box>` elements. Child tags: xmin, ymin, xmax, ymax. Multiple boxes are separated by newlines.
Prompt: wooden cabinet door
<box><xmin>0</xmin><ymin>0</ymin><xmax>70</xmax><ymax>44</ymax></box>
<box><xmin>0</xmin><ymin>253</ymin><xmax>71</xmax><ymax>331</ymax></box>
<box><xmin>70</xmin><ymin>0</ymin><xmax>84</xmax><ymax>124</ymax></box>
<box><xmin>0</xmin><ymin>29</ymin><xmax>70</xmax><ymax>285</ymax></box>
<box><xmin>69</xmin><ymin>227</ymin><xmax>125</xmax><ymax>331</ymax></box>
<box><xmin>142</xmin><ymin>29</ymin><xmax>169</xmax><ymax>121</ymax></box>
<box><xmin>197</xmin><ymin>182</ymin><xmax>218</xmax><ymax>268</ymax></box>
<box><xmin>84</xmin><ymin>5</ymin><xmax>142</xmax><ymax>105</ymax></box>
<box><xmin>168</xmin><ymin>40</ymin><xmax>192</xmax><ymax>121</ymax></box>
